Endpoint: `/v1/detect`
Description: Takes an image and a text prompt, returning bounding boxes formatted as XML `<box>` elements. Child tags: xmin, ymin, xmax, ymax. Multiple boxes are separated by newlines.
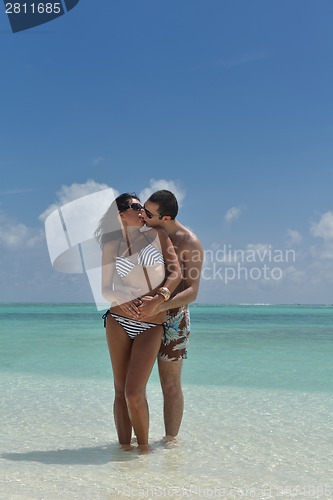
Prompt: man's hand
<box><xmin>138</xmin><ymin>295</ymin><xmax>163</xmax><ymax>318</ymax></box>
<box><xmin>118</xmin><ymin>298</ymin><xmax>142</xmax><ymax>318</ymax></box>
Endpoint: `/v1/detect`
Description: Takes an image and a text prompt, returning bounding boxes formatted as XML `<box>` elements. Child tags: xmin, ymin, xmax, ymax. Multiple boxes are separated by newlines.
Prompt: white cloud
<box><xmin>311</xmin><ymin>211</ymin><xmax>333</xmax><ymax>240</ymax></box>
<box><xmin>0</xmin><ymin>211</ymin><xmax>43</xmax><ymax>250</ymax></box>
<box><xmin>283</xmin><ymin>265</ymin><xmax>306</xmax><ymax>283</ymax></box>
<box><xmin>92</xmin><ymin>157</ymin><xmax>105</xmax><ymax>166</ymax></box>
<box><xmin>139</xmin><ymin>179</ymin><xmax>185</xmax><ymax>207</ymax></box>
<box><xmin>224</xmin><ymin>206</ymin><xmax>243</xmax><ymax>224</ymax></box>
<box><xmin>39</xmin><ymin>179</ymin><xmax>113</xmax><ymax>221</ymax></box>
<box><xmin>310</xmin><ymin>241</ymin><xmax>333</xmax><ymax>261</ymax></box>
<box><xmin>40</xmin><ymin>179</ymin><xmax>185</xmax><ymax>224</ymax></box>
<box><xmin>309</xmin><ymin>211</ymin><xmax>333</xmax><ymax>266</ymax></box>
<box><xmin>286</xmin><ymin>229</ymin><xmax>302</xmax><ymax>246</ymax></box>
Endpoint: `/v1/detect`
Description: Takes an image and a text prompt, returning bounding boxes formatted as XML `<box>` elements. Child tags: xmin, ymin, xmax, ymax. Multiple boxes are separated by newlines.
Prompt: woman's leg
<box><xmin>125</xmin><ymin>325</ymin><xmax>163</xmax><ymax>449</ymax></box>
<box><xmin>105</xmin><ymin>314</ymin><xmax>133</xmax><ymax>446</ymax></box>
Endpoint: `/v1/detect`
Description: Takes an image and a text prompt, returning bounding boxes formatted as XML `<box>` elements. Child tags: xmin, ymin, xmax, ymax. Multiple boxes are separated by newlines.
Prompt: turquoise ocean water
<box><xmin>1</xmin><ymin>304</ymin><xmax>332</xmax><ymax>499</ymax></box>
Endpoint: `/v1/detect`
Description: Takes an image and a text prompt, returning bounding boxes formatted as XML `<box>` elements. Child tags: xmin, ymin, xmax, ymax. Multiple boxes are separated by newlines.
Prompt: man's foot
<box><xmin>162</xmin><ymin>435</ymin><xmax>179</xmax><ymax>448</ymax></box>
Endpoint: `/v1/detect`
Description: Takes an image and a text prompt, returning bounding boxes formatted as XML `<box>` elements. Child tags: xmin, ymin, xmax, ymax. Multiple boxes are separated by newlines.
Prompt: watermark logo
<box><xmin>44</xmin><ymin>188</ymin><xmax>118</xmax><ymax>310</ymax></box>
<box><xmin>44</xmin><ymin>188</ymin><xmax>165</xmax><ymax>310</ymax></box>
<box><xmin>202</xmin><ymin>244</ymin><xmax>296</xmax><ymax>284</ymax></box>
<box><xmin>3</xmin><ymin>0</ymin><xmax>79</xmax><ymax>33</ymax></box>
<box><xmin>119</xmin><ymin>484</ymin><xmax>332</xmax><ymax>498</ymax></box>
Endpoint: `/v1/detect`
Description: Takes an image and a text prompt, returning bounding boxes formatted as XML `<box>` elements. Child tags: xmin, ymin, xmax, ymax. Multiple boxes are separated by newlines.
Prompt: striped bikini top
<box><xmin>116</xmin><ymin>243</ymin><xmax>165</xmax><ymax>278</ymax></box>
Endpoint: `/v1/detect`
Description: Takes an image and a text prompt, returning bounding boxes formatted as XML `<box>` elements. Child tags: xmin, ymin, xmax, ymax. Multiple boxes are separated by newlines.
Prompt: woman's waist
<box><xmin>116</xmin><ymin>277</ymin><xmax>165</xmax><ymax>299</ymax></box>
<box><xmin>110</xmin><ymin>305</ymin><xmax>166</xmax><ymax>324</ymax></box>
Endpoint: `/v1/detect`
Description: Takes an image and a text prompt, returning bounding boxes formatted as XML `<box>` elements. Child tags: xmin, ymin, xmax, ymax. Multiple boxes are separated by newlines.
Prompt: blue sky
<box><xmin>1</xmin><ymin>0</ymin><xmax>333</xmax><ymax>304</ymax></box>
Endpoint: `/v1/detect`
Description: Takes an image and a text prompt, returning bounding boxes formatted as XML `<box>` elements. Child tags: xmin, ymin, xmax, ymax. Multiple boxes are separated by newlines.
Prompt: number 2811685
<box><xmin>6</xmin><ymin>3</ymin><xmax>62</xmax><ymax>14</ymax></box>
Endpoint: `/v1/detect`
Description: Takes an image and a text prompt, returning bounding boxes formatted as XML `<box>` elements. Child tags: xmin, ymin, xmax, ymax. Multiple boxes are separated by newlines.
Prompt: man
<box><xmin>138</xmin><ymin>190</ymin><xmax>203</xmax><ymax>442</ymax></box>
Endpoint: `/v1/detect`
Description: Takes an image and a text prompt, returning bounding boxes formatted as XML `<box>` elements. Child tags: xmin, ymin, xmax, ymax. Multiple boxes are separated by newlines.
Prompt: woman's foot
<box><xmin>137</xmin><ymin>444</ymin><xmax>154</xmax><ymax>454</ymax></box>
<box><xmin>119</xmin><ymin>444</ymin><xmax>134</xmax><ymax>451</ymax></box>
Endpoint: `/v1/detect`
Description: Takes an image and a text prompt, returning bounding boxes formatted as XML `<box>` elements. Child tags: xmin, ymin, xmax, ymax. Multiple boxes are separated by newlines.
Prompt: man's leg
<box><xmin>158</xmin><ymin>305</ymin><xmax>190</xmax><ymax>439</ymax></box>
<box><xmin>158</xmin><ymin>358</ymin><xmax>183</xmax><ymax>439</ymax></box>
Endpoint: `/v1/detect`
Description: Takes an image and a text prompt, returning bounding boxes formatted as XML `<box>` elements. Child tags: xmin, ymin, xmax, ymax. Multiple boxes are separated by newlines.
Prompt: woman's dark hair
<box><xmin>148</xmin><ymin>190</ymin><xmax>178</xmax><ymax>220</ymax></box>
<box><xmin>94</xmin><ymin>192</ymin><xmax>140</xmax><ymax>248</ymax></box>
<box><xmin>116</xmin><ymin>192</ymin><xmax>140</xmax><ymax>213</ymax></box>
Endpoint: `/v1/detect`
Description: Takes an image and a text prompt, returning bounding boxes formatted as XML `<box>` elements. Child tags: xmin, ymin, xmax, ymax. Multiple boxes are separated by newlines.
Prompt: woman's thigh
<box><xmin>105</xmin><ymin>314</ymin><xmax>132</xmax><ymax>390</ymax></box>
<box><xmin>126</xmin><ymin>326</ymin><xmax>163</xmax><ymax>394</ymax></box>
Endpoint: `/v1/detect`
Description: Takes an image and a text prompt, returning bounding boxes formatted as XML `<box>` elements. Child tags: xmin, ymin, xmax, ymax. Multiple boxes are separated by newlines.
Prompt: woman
<box><xmin>95</xmin><ymin>193</ymin><xmax>181</xmax><ymax>452</ymax></box>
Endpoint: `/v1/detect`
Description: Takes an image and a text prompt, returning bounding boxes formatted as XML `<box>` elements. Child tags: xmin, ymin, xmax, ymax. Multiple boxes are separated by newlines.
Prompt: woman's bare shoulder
<box><xmin>103</xmin><ymin>238</ymin><xmax>121</xmax><ymax>254</ymax></box>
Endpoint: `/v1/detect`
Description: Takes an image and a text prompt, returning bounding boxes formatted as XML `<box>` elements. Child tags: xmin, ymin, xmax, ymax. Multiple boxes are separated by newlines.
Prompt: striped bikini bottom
<box><xmin>102</xmin><ymin>310</ymin><xmax>167</xmax><ymax>340</ymax></box>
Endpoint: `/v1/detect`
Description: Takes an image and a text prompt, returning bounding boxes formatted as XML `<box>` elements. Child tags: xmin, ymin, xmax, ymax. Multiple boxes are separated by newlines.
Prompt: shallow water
<box><xmin>1</xmin><ymin>304</ymin><xmax>333</xmax><ymax>499</ymax></box>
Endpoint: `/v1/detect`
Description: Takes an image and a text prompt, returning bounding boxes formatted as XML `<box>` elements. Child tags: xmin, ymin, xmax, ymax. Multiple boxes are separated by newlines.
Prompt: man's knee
<box><xmin>159</xmin><ymin>361</ymin><xmax>182</xmax><ymax>397</ymax></box>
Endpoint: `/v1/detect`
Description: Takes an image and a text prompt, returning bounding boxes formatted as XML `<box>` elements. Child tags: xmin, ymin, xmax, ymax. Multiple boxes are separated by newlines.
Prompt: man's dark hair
<box><xmin>148</xmin><ymin>190</ymin><xmax>178</xmax><ymax>220</ymax></box>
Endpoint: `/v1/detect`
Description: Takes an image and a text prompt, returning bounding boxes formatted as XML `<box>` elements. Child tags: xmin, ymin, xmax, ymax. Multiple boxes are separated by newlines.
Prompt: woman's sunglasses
<box><xmin>123</xmin><ymin>202</ymin><xmax>143</xmax><ymax>212</ymax></box>
<box><xmin>122</xmin><ymin>202</ymin><xmax>163</xmax><ymax>219</ymax></box>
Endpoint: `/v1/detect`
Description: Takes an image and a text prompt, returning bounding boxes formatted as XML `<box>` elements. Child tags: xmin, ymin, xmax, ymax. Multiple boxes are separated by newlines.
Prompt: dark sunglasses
<box><xmin>123</xmin><ymin>202</ymin><xmax>143</xmax><ymax>212</ymax></box>
<box><xmin>143</xmin><ymin>205</ymin><xmax>162</xmax><ymax>219</ymax></box>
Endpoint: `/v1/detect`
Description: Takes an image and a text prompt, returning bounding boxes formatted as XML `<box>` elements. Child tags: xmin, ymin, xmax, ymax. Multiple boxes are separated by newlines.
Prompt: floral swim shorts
<box><xmin>158</xmin><ymin>306</ymin><xmax>191</xmax><ymax>361</ymax></box>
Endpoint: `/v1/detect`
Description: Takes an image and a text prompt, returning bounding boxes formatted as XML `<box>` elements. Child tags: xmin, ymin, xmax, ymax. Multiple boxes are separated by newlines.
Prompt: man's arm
<box><xmin>158</xmin><ymin>237</ymin><xmax>203</xmax><ymax>311</ymax></box>
<box><xmin>136</xmin><ymin>227</ymin><xmax>182</xmax><ymax>318</ymax></box>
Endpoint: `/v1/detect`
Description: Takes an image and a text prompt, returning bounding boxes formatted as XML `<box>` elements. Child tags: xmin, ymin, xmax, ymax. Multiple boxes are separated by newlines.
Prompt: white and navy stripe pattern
<box><xmin>115</xmin><ymin>257</ymin><xmax>135</xmax><ymax>278</ymax></box>
<box><xmin>110</xmin><ymin>313</ymin><xmax>160</xmax><ymax>339</ymax></box>
<box><xmin>138</xmin><ymin>243</ymin><xmax>164</xmax><ymax>266</ymax></box>
<box><xmin>116</xmin><ymin>244</ymin><xmax>164</xmax><ymax>278</ymax></box>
